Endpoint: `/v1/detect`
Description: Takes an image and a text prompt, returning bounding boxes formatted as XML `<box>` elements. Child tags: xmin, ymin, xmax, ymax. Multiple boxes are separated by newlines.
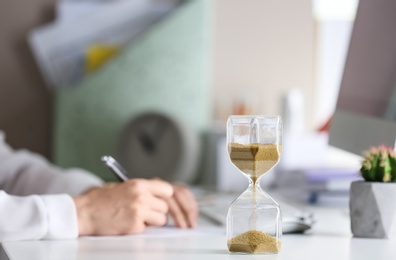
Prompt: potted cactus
<box><xmin>349</xmin><ymin>145</ymin><xmax>396</xmax><ymax>239</ymax></box>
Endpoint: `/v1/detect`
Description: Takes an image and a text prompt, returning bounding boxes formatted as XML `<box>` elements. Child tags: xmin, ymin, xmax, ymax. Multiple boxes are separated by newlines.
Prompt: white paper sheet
<box><xmin>80</xmin><ymin>226</ymin><xmax>225</xmax><ymax>240</ymax></box>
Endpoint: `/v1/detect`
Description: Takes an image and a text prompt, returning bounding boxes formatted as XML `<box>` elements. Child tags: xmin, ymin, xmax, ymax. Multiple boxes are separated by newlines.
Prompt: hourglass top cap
<box><xmin>227</xmin><ymin>115</ymin><xmax>283</xmax><ymax>126</ymax></box>
<box><xmin>228</xmin><ymin>115</ymin><xmax>282</xmax><ymax>119</ymax></box>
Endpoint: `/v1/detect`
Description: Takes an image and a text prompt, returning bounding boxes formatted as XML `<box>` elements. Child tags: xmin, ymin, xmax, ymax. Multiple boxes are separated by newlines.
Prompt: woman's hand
<box><xmin>73</xmin><ymin>179</ymin><xmax>173</xmax><ymax>236</ymax></box>
<box><xmin>167</xmin><ymin>183</ymin><xmax>199</xmax><ymax>229</ymax></box>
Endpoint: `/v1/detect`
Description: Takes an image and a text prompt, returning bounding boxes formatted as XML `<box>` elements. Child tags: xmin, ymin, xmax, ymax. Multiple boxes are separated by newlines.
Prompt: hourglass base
<box><xmin>228</xmin><ymin>250</ymin><xmax>280</xmax><ymax>255</ymax></box>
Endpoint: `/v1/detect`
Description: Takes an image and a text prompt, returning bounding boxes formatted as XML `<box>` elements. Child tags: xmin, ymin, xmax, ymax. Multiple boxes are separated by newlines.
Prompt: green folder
<box><xmin>53</xmin><ymin>0</ymin><xmax>212</xmax><ymax>181</ymax></box>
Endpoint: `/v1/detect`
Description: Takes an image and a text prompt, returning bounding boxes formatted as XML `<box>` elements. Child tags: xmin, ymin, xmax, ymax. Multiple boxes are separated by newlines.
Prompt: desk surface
<box><xmin>1</xmin><ymin>199</ymin><xmax>395</xmax><ymax>260</ymax></box>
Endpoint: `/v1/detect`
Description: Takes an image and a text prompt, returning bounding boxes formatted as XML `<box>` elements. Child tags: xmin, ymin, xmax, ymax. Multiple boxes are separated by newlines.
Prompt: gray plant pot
<box><xmin>350</xmin><ymin>181</ymin><xmax>396</xmax><ymax>239</ymax></box>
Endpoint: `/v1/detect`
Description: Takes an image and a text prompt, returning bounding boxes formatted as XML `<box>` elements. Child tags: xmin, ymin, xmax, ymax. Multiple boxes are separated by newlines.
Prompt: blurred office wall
<box><xmin>212</xmin><ymin>0</ymin><xmax>315</xmax><ymax>130</ymax></box>
<box><xmin>0</xmin><ymin>0</ymin><xmax>54</xmax><ymax>158</ymax></box>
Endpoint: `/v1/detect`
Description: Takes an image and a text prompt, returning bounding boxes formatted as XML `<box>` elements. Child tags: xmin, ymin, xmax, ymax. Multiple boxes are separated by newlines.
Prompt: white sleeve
<box><xmin>0</xmin><ymin>131</ymin><xmax>104</xmax><ymax>241</ymax></box>
<box><xmin>0</xmin><ymin>131</ymin><xmax>104</xmax><ymax>196</ymax></box>
<box><xmin>0</xmin><ymin>191</ymin><xmax>78</xmax><ymax>242</ymax></box>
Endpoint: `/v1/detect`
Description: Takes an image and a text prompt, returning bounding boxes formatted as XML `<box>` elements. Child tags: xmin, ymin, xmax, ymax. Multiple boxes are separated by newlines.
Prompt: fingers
<box><xmin>146</xmin><ymin>195</ymin><xmax>169</xmax><ymax>213</ymax></box>
<box><xmin>174</xmin><ymin>185</ymin><xmax>198</xmax><ymax>227</ymax></box>
<box><xmin>143</xmin><ymin>179</ymin><xmax>174</xmax><ymax>199</ymax></box>
<box><xmin>118</xmin><ymin>179</ymin><xmax>198</xmax><ymax>231</ymax></box>
<box><xmin>144</xmin><ymin>209</ymin><xmax>168</xmax><ymax>227</ymax></box>
<box><xmin>167</xmin><ymin>197</ymin><xmax>188</xmax><ymax>229</ymax></box>
<box><xmin>172</xmin><ymin>185</ymin><xmax>199</xmax><ymax>228</ymax></box>
<box><xmin>166</xmin><ymin>184</ymin><xmax>199</xmax><ymax>229</ymax></box>
<box><xmin>124</xmin><ymin>179</ymin><xmax>173</xmax><ymax>198</ymax></box>
<box><xmin>123</xmin><ymin>179</ymin><xmax>172</xmax><ymax>229</ymax></box>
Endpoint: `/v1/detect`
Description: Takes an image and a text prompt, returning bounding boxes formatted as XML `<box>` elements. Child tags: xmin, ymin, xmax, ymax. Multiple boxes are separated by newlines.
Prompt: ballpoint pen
<box><xmin>101</xmin><ymin>155</ymin><xmax>129</xmax><ymax>182</ymax></box>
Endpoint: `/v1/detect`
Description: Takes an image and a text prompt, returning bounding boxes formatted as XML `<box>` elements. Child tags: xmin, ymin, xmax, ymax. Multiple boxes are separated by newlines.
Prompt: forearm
<box><xmin>0</xmin><ymin>150</ymin><xmax>103</xmax><ymax>196</ymax></box>
<box><xmin>0</xmin><ymin>132</ymin><xmax>103</xmax><ymax>196</ymax></box>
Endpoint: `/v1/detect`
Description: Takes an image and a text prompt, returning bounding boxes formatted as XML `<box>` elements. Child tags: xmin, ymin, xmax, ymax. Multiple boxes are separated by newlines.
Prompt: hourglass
<box><xmin>226</xmin><ymin>115</ymin><xmax>282</xmax><ymax>254</ymax></box>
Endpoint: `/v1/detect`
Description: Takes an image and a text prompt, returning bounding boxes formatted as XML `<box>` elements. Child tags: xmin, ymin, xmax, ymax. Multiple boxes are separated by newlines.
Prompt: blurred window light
<box><xmin>313</xmin><ymin>0</ymin><xmax>359</xmax><ymax>20</ymax></box>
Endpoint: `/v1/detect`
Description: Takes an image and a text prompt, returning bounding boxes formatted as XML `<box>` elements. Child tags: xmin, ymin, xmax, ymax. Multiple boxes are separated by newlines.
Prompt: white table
<box><xmin>1</xmin><ymin>201</ymin><xmax>395</xmax><ymax>260</ymax></box>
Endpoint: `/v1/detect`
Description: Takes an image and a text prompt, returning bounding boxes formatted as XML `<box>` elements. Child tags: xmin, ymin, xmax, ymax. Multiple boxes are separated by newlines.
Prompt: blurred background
<box><xmin>0</xmin><ymin>0</ymin><xmax>359</xmax><ymax>190</ymax></box>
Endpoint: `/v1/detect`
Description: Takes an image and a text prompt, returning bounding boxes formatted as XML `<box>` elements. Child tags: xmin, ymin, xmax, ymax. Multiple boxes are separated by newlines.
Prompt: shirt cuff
<box><xmin>40</xmin><ymin>194</ymin><xmax>79</xmax><ymax>240</ymax></box>
<box><xmin>51</xmin><ymin>168</ymin><xmax>104</xmax><ymax>196</ymax></box>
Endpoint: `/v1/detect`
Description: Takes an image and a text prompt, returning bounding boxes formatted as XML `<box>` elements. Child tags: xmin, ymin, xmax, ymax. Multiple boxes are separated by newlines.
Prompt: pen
<box><xmin>101</xmin><ymin>155</ymin><xmax>129</xmax><ymax>182</ymax></box>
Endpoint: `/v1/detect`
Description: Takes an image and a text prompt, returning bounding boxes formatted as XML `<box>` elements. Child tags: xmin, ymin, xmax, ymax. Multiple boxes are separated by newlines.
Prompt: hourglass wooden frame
<box><xmin>226</xmin><ymin>115</ymin><xmax>283</xmax><ymax>254</ymax></box>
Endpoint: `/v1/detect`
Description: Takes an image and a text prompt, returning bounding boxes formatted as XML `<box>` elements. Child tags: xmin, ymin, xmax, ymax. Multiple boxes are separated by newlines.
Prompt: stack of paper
<box><xmin>29</xmin><ymin>0</ymin><xmax>182</xmax><ymax>89</ymax></box>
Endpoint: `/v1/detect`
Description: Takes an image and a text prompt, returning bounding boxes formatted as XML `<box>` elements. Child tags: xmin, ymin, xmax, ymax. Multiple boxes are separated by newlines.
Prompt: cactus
<box><xmin>360</xmin><ymin>145</ymin><xmax>396</xmax><ymax>182</ymax></box>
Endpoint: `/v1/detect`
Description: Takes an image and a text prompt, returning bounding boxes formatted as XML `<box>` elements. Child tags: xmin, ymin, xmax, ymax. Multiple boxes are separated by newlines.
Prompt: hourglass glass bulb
<box><xmin>226</xmin><ymin>115</ymin><xmax>283</xmax><ymax>255</ymax></box>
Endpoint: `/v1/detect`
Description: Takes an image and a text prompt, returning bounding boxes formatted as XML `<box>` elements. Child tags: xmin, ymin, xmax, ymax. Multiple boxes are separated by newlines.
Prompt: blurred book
<box><xmin>274</xmin><ymin>167</ymin><xmax>361</xmax><ymax>206</ymax></box>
